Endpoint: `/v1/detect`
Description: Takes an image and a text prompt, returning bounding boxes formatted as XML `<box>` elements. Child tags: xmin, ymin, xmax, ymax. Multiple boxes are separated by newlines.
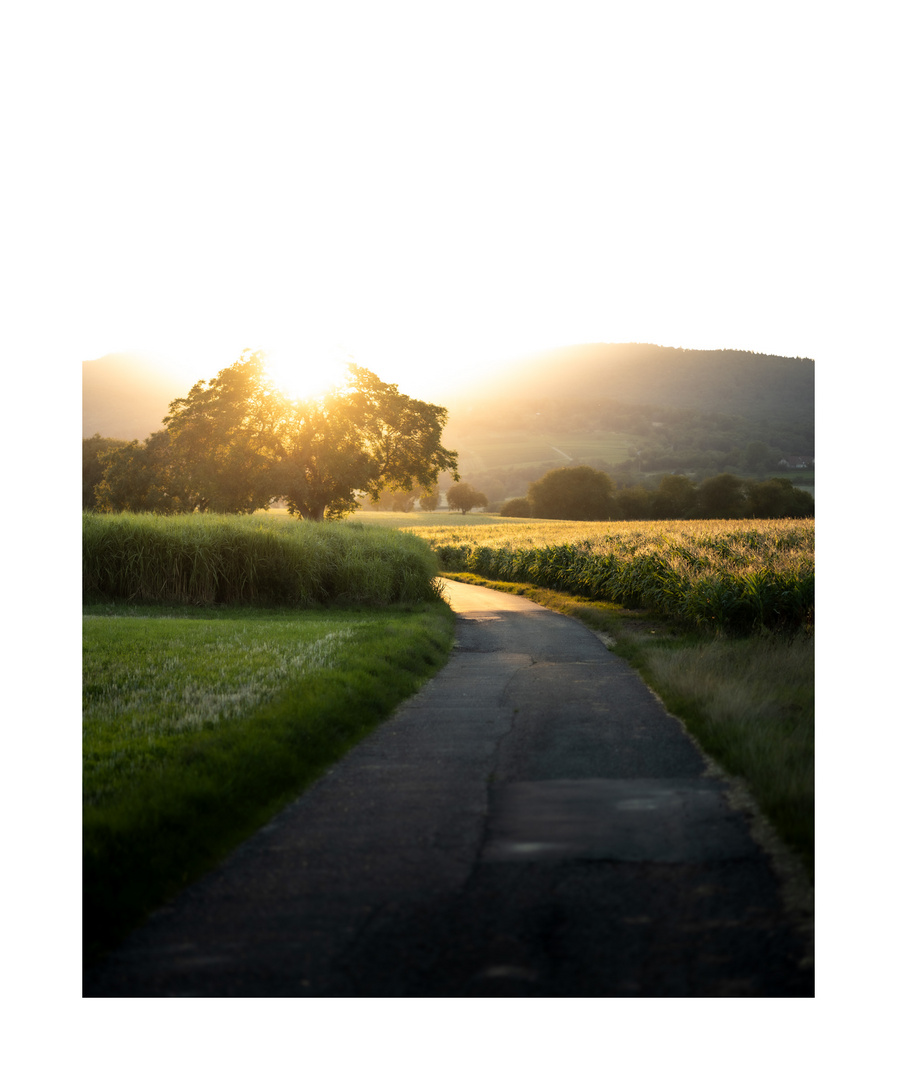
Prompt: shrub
<box><xmin>501</xmin><ymin>497</ymin><xmax>532</xmax><ymax>517</ymax></box>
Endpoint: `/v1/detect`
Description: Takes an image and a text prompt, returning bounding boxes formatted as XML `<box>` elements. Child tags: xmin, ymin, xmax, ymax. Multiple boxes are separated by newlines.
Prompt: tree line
<box><xmin>356</xmin><ymin>480</ymin><xmax>487</xmax><ymax>514</ymax></box>
<box><xmin>500</xmin><ymin>465</ymin><xmax>814</xmax><ymax>520</ymax></box>
<box><xmin>83</xmin><ymin>352</ymin><xmax>459</xmax><ymax>519</ymax></box>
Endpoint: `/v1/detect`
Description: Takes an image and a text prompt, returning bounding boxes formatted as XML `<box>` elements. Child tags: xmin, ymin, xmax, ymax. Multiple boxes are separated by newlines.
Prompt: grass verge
<box><xmin>442</xmin><ymin>571</ymin><xmax>813</xmax><ymax>882</ymax></box>
<box><xmin>83</xmin><ymin>598</ymin><xmax>455</xmax><ymax>964</ymax></box>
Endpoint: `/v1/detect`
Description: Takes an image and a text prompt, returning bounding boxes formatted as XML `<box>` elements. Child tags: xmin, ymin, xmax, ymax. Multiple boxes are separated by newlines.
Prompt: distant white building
<box><xmin>777</xmin><ymin>456</ymin><xmax>814</xmax><ymax>468</ymax></box>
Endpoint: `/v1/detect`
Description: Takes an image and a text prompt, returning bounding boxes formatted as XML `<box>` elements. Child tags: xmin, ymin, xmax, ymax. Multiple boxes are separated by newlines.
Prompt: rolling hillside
<box><xmin>444</xmin><ymin>343</ymin><xmax>813</xmax><ymax>426</ymax></box>
<box><xmin>440</xmin><ymin>343</ymin><xmax>814</xmax><ymax>502</ymax></box>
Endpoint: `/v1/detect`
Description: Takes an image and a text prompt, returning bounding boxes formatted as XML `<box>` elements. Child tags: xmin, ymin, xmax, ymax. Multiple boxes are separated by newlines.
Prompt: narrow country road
<box><xmin>84</xmin><ymin>578</ymin><xmax>813</xmax><ymax>996</ymax></box>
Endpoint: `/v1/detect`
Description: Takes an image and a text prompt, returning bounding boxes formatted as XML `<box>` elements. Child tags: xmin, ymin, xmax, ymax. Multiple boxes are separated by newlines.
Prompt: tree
<box><xmin>274</xmin><ymin>393</ymin><xmax>375</xmax><ymax>520</ymax></box>
<box><xmin>500</xmin><ymin>497</ymin><xmax>532</xmax><ymax>517</ymax></box>
<box><xmin>275</xmin><ymin>365</ymin><xmax>458</xmax><ymax>520</ymax></box>
<box><xmin>418</xmin><ymin>487</ymin><xmax>440</xmax><ymax>511</ymax></box>
<box><xmin>745</xmin><ymin>477</ymin><xmax>814</xmax><ymax>518</ymax></box>
<box><xmin>83</xmin><ymin>434</ymin><xmax>128</xmax><ymax>509</ymax></box>
<box><xmin>163</xmin><ymin>351</ymin><xmax>284</xmax><ymax>514</ymax></box>
<box><xmin>370</xmin><ymin>485</ymin><xmax>431</xmax><ymax>512</ymax></box>
<box><xmin>696</xmin><ymin>473</ymin><xmax>746</xmax><ymax>518</ymax></box>
<box><xmin>744</xmin><ymin>440</ymin><xmax>771</xmax><ymax>470</ymax></box>
<box><xmin>446</xmin><ymin>482</ymin><xmax>488</xmax><ymax>514</ymax></box>
<box><xmin>94</xmin><ymin>430</ymin><xmax>193</xmax><ymax>513</ymax></box>
<box><xmin>338</xmin><ymin>366</ymin><xmax>459</xmax><ymax>504</ymax></box>
<box><xmin>96</xmin><ymin>352</ymin><xmax>460</xmax><ymax>521</ymax></box>
<box><xmin>528</xmin><ymin>466</ymin><xmax>615</xmax><ymax>520</ymax></box>
<box><xmin>614</xmin><ymin>484</ymin><xmax>652</xmax><ymax>520</ymax></box>
<box><xmin>380</xmin><ymin>490</ymin><xmax>417</xmax><ymax>512</ymax></box>
<box><xmin>652</xmin><ymin>474</ymin><xmax>697</xmax><ymax>519</ymax></box>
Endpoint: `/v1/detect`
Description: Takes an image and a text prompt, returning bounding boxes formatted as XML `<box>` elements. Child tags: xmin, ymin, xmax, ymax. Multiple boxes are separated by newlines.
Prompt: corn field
<box><xmin>409</xmin><ymin>519</ymin><xmax>814</xmax><ymax>635</ymax></box>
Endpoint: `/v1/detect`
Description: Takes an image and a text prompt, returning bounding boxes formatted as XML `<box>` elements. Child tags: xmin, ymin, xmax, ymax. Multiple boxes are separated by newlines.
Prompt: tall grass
<box><xmin>415</xmin><ymin>519</ymin><xmax>814</xmax><ymax>635</ymax></box>
<box><xmin>82</xmin><ymin>513</ymin><xmax>440</xmax><ymax>606</ymax></box>
<box><xmin>635</xmin><ymin>633</ymin><xmax>814</xmax><ymax>864</ymax></box>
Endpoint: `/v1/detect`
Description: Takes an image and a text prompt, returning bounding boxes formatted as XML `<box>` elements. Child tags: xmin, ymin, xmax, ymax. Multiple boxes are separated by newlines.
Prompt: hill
<box><xmin>439</xmin><ymin>343</ymin><xmax>814</xmax><ymax>503</ymax></box>
<box><xmin>82</xmin><ymin>354</ymin><xmax>190</xmax><ymax>440</ymax></box>
<box><xmin>444</xmin><ymin>343</ymin><xmax>813</xmax><ymax>424</ymax></box>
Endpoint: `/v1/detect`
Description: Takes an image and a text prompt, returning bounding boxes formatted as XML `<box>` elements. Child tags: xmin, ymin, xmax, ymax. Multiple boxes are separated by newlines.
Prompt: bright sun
<box><xmin>262</xmin><ymin>344</ymin><xmax>352</xmax><ymax>402</ymax></box>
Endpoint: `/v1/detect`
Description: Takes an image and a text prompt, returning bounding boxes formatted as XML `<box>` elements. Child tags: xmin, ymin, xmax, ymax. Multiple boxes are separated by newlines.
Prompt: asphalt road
<box><xmin>83</xmin><ymin>578</ymin><xmax>813</xmax><ymax>996</ymax></box>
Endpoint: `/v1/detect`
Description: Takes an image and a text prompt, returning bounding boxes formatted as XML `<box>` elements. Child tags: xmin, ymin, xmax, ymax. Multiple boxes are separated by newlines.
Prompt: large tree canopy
<box><xmin>528</xmin><ymin>466</ymin><xmax>615</xmax><ymax>520</ymax></box>
<box><xmin>276</xmin><ymin>365</ymin><xmax>459</xmax><ymax>520</ymax></box>
<box><xmin>162</xmin><ymin>351</ymin><xmax>285</xmax><ymax>514</ymax></box>
<box><xmin>95</xmin><ymin>351</ymin><xmax>460</xmax><ymax>520</ymax></box>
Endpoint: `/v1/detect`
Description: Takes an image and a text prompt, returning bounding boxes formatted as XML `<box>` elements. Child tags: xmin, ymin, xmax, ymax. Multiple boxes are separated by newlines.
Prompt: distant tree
<box><xmin>614</xmin><ymin>484</ymin><xmax>652</xmax><ymax>520</ymax></box>
<box><xmin>744</xmin><ymin>441</ymin><xmax>771</xmax><ymax>470</ymax></box>
<box><xmin>500</xmin><ymin>497</ymin><xmax>532</xmax><ymax>517</ymax></box>
<box><xmin>95</xmin><ymin>430</ymin><xmax>193</xmax><ymax>513</ymax></box>
<box><xmin>528</xmin><ymin>466</ymin><xmax>615</xmax><ymax>520</ymax></box>
<box><xmin>696</xmin><ymin>473</ymin><xmax>746</xmax><ymax>518</ymax></box>
<box><xmin>447</xmin><ymin>482</ymin><xmax>488</xmax><ymax>514</ymax></box>
<box><xmin>789</xmin><ymin>487</ymin><xmax>815</xmax><ymax>519</ymax></box>
<box><xmin>652</xmin><ymin>474</ymin><xmax>697</xmax><ymax>519</ymax></box>
<box><xmin>375</xmin><ymin>485</ymin><xmax>432</xmax><ymax>512</ymax></box>
<box><xmin>83</xmin><ymin>434</ymin><xmax>128</xmax><ymax>509</ymax></box>
<box><xmin>419</xmin><ymin>488</ymin><xmax>440</xmax><ymax>511</ymax></box>
<box><xmin>745</xmin><ymin>477</ymin><xmax>814</xmax><ymax>518</ymax></box>
<box><xmin>395</xmin><ymin>490</ymin><xmax>419</xmax><ymax>512</ymax></box>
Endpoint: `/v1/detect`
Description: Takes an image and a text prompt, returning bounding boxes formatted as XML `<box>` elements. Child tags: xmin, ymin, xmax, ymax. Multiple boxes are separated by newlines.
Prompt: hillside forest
<box><xmin>438</xmin><ymin>343</ymin><xmax>814</xmax><ymax>507</ymax></box>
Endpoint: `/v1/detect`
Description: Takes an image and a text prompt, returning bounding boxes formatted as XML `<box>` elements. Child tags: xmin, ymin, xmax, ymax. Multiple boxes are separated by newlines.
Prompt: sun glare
<box><xmin>262</xmin><ymin>345</ymin><xmax>351</xmax><ymax>402</ymax></box>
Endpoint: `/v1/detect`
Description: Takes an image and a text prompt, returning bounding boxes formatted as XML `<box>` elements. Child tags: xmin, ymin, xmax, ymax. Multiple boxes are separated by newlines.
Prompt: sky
<box><xmin>9</xmin><ymin>0</ymin><xmax>892</xmax><ymax>404</ymax></box>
